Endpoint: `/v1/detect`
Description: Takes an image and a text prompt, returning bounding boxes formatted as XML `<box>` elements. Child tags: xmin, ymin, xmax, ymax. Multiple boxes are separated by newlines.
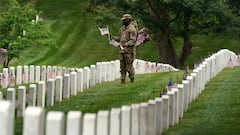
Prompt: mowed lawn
<box><xmin>163</xmin><ymin>67</ymin><xmax>240</xmax><ymax>135</ymax></box>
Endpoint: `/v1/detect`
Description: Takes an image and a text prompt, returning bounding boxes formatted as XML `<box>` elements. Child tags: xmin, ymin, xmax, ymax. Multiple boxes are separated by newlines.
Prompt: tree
<box><xmin>89</xmin><ymin>0</ymin><xmax>238</xmax><ymax>68</ymax></box>
<box><xmin>0</xmin><ymin>0</ymin><xmax>55</xmax><ymax>67</ymax></box>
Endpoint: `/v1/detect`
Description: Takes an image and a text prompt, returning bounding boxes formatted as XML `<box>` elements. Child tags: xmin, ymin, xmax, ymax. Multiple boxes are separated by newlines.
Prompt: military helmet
<box><xmin>121</xmin><ymin>14</ymin><xmax>132</xmax><ymax>20</ymax></box>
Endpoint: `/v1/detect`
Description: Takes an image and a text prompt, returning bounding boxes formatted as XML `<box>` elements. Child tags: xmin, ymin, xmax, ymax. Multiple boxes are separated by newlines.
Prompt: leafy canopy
<box><xmin>0</xmin><ymin>0</ymin><xmax>55</xmax><ymax>67</ymax></box>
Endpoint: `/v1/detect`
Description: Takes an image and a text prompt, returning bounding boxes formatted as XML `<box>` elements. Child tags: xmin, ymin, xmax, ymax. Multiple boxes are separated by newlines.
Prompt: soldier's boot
<box><xmin>121</xmin><ymin>79</ymin><xmax>125</xmax><ymax>84</ymax></box>
<box><xmin>130</xmin><ymin>78</ymin><xmax>134</xmax><ymax>83</ymax></box>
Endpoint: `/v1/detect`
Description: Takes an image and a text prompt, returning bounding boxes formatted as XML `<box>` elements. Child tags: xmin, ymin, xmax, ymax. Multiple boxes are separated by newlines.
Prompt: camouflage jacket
<box><xmin>113</xmin><ymin>22</ymin><xmax>138</xmax><ymax>55</ymax></box>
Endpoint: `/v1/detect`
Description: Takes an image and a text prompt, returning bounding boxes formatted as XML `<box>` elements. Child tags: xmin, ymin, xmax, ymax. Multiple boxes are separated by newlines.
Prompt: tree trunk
<box><xmin>3</xmin><ymin>56</ymin><xmax>10</xmax><ymax>68</ymax></box>
<box><xmin>156</xmin><ymin>4</ymin><xmax>181</xmax><ymax>68</ymax></box>
<box><xmin>156</xmin><ymin>29</ymin><xmax>181</xmax><ymax>68</ymax></box>
<box><xmin>179</xmin><ymin>12</ymin><xmax>192</xmax><ymax>67</ymax></box>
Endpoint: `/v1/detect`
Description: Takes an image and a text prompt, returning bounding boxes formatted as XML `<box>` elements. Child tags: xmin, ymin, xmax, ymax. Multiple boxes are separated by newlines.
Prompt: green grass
<box><xmin>187</xmin><ymin>35</ymin><xmax>240</xmax><ymax>68</ymax></box>
<box><xmin>162</xmin><ymin>67</ymin><xmax>240</xmax><ymax>135</ymax></box>
<box><xmin>13</xmin><ymin>71</ymin><xmax>183</xmax><ymax>135</ymax></box>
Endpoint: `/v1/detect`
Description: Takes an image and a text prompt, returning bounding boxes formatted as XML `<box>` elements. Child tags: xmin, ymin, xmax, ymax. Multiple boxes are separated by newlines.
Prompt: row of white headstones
<box><xmin>0</xmin><ymin>59</ymin><xmax>178</xmax><ymax>117</ymax></box>
<box><xmin>0</xmin><ymin>59</ymin><xmax>178</xmax><ymax>88</ymax></box>
<box><xmin>0</xmin><ymin>49</ymin><xmax>238</xmax><ymax>135</ymax></box>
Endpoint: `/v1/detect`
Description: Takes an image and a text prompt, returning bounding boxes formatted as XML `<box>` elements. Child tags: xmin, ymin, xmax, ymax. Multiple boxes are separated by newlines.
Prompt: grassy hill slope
<box><xmin>10</xmin><ymin>0</ymin><xmax>239</xmax><ymax>68</ymax></box>
<box><xmin>11</xmin><ymin>0</ymin><xmax>158</xmax><ymax>68</ymax></box>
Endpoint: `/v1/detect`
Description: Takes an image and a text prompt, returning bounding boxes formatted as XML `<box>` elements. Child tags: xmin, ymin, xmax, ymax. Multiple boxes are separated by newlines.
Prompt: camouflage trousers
<box><xmin>119</xmin><ymin>52</ymin><xmax>135</xmax><ymax>80</ymax></box>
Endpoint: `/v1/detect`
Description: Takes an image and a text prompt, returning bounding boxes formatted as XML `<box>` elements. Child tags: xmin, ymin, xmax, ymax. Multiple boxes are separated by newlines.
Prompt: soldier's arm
<box><xmin>111</xmin><ymin>35</ymin><xmax>120</xmax><ymax>42</ymax></box>
<box><xmin>125</xmin><ymin>27</ymin><xmax>137</xmax><ymax>47</ymax></box>
<box><xmin>110</xmin><ymin>28</ymin><xmax>121</xmax><ymax>42</ymax></box>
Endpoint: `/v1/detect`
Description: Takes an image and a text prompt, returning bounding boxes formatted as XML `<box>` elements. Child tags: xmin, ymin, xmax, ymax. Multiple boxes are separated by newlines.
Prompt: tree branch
<box><xmin>168</xmin><ymin>12</ymin><xmax>181</xmax><ymax>25</ymax></box>
<box><xmin>145</xmin><ymin>0</ymin><xmax>161</xmax><ymax>20</ymax></box>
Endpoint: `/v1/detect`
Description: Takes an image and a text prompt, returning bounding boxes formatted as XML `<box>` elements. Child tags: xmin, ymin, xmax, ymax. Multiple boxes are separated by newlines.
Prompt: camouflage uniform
<box><xmin>113</xmin><ymin>14</ymin><xmax>138</xmax><ymax>82</ymax></box>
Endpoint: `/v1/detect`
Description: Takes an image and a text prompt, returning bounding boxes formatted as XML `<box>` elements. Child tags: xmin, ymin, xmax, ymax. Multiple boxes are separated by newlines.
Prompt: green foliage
<box><xmin>88</xmin><ymin>0</ymin><xmax>240</xmax><ymax>67</ymax></box>
<box><xmin>0</xmin><ymin>0</ymin><xmax>55</xmax><ymax>67</ymax></box>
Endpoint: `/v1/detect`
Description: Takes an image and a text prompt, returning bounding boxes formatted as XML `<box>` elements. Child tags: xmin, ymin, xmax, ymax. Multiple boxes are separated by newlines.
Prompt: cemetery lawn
<box><xmin>14</xmin><ymin>71</ymin><xmax>183</xmax><ymax>135</ymax></box>
<box><xmin>163</xmin><ymin>67</ymin><xmax>240</xmax><ymax>135</ymax></box>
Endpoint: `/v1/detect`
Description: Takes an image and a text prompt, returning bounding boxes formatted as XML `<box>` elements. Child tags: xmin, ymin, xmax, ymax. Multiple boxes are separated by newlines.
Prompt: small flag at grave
<box><xmin>227</xmin><ymin>57</ymin><xmax>234</xmax><ymax>68</ymax></box>
<box><xmin>109</xmin><ymin>38</ymin><xmax>120</xmax><ymax>47</ymax></box>
<box><xmin>136</xmin><ymin>27</ymin><xmax>150</xmax><ymax>46</ymax></box>
<box><xmin>237</xmin><ymin>54</ymin><xmax>240</xmax><ymax>65</ymax></box>
<box><xmin>98</xmin><ymin>27</ymin><xmax>109</xmax><ymax>35</ymax></box>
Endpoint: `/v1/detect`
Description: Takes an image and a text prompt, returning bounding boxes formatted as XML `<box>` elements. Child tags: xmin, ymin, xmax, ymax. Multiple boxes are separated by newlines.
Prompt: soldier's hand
<box><xmin>115</xmin><ymin>42</ymin><xmax>121</xmax><ymax>47</ymax></box>
<box><xmin>110</xmin><ymin>34</ymin><xmax>114</xmax><ymax>38</ymax></box>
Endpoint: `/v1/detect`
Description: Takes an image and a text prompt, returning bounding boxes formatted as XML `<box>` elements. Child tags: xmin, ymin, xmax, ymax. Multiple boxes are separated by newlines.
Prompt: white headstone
<box><xmin>70</xmin><ymin>72</ymin><xmax>77</xmax><ymax>96</ymax></box>
<box><xmin>0</xmin><ymin>91</ymin><xmax>2</xmax><ymax>100</ymax></box>
<box><xmin>57</xmin><ymin>66</ymin><xmax>62</xmax><ymax>76</ymax></box>
<box><xmin>96</xmin><ymin>110</ymin><xmax>109</xmax><ymax>135</ymax></box>
<box><xmin>16</xmin><ymin>66</ymin><xmax>22</xmax><ymax>85</ymax></box>
<box><xmin>172</xmin><ymin>88</ymin><xmax>179</xmax><ymax>124</ymax></box>
<box><xmin>63</xmin><ymin>74</ymin><xmax>70</xmax><ymax>99</ymax></box>
<box><xmin>23</xmin><ymin>65</ymin><xmax>29</xmax><ymax>84</ymax></box>
<box><xmin>29</xmin><ymin>65</ymin><xmax>35</xmax><ymax>83</ymax></box>
<box><xmin>55</xmin><ymin>76</ymin><xmax>63</xmax><ymax>102</ymax></box>
<box><xmin>190</xmin><ymin>73</ymin><xmax>196</xmax><ymax>101</ymax></box>
<box><xmin>9</xmin><ymin>67</ymin><xmax>15</xmax><ymax>87</ymax></box>
<box><xmin>35</xmin><ymin>66</ymin><xmax>41</xmax><ymax>82</ymax></box>
<box><xmin>23</xmin><ymin>107</ymin><xmax>45</xmax><ymax>135</ymax></box>
<box><xmin>82</xmin><ymin>113</ymin><xmax>96</xmax><ymax>135</ymax></box>
<box><xmin>96</xmin><ymin>62</ymin><xmax>102</xmax><ymax>84</ymax></box>
<box><xmin>7</xmin><ymin>88</ymin><xmax>15</xmax><ymax>109</ymax></box>
<box><xmin>2</xmin><ymin>68</ymin><xmax>9</xmax><ymax>88</ymax></box>
<box><xmin>66</xmin><ymin>111</ymin><xmax>82</xmax><ymax>135</ymax></box>
<box><xmin>162</xmin><ymin>95</ymin><xmax>169</xmax><ymax>130</ymax></box>
<box><xmin>121</xmin><ymin>106</ymin><xmax>131</xmax><ymax>135</ymax></box>
<box><xmin>83</xmin><ymin>67</ymin><xmax>90</xmax><ymax>90</ymax></box>
<box><xmin>47</xmin><ymin>66</ymin><xmax>52</xmax><ymax>80</ymax></box>
<box><xmin>182</xmin><ymin>80</ymin><xmax>189</xmax><ymax>112</ymax></box>
<box><xmin>90</xmin><ymin>65</ymin><xmax>96</xmax><ymax>87</ymax></box>
<box><xmin>200</xmin><ymin>64</ymin><xmax>206</xmax><ymax>91</ymax></box>
<box><xmin>62</xmin><ymin>67</ymin><xmax>66</xmax><ymax>77</ymax></box>
<box><xmin>0</xmin><ymin>101</ymin><xmax>14</xmax><ymax>135</ymax></box>
<box><xmin>155</xmin><ymin>98</ymin><xmax>163</xmax><ymax>134</ymax></box>
<box><xmin>17</xmin><ymin>86</ymin><xmax>26</xmax><ymax>117</ymax></box>
<box><xmin>28</xmin><ymin>84</ymin><xmax>37</xmax><ymax>106</ymax></box>
<box><xmin>131</xmin><ymin>104</ymin><xmax>140</xmax><ymax>135</ymax></box>
<box><xmin>139</xmin><ymin>102</ymin><xmax>148</xmax><ymax>135</ymax></box>
<box><xmin>41</xmin><ymin>65</ymin><xmax>46</xmax><ymax>81</ymax></box>
<box><xmin>193</xmin><ymin>69</ymin><xmax>199</xmax><ymax>98</ymax></box>
<box><xmin>167</xmin><ymin>91</ymin><xmax>175</xmax><ymax>126</ymax></box>
<box><xmin>52</xmin><ymin>66</ymin><xmax>57</xmax><ymax>79</ymax></box>
<box><xmin>177</xmin><ymin>84</ymin><xmax>184</xmax><ymax>118</ymax></box>
<box><xmin>37</xmin><ymin>81</ymin><xmax>45</xmax><ymax>107</ymax></box>
<box><xmin>110</xmin><ymin>108</ymin><xmax>121</xmax><ymax>135</ymax></box>
<box><xmin>101</xmin><ymin>62</ymin><xmax>106</xmax><ymax>82</ymax></box>
<box><xmin>0</xmin><ymin>73</ymin><xmax>2</xmax><ymax>86</ymax></box>
<box><xmin>115</xmin><ymin>60</ymin><xmax>120</xmax><ymax>79</ymax></box>
<box><xmin>77</xmin><ymin>69</ymin><xmax>83</xmax><ymax>92</ymax></box>
<box><xmin>111</xmin><ymin>61</ymin><xmax>116</xmax><ymax>81</ymax></box>
<box><xmin>147</xmin><ymin>100</ymin><xmax>156</xmax><ymax>135</ymax></box>
<box><xmin>47</xmin><ymin>79</ymin><xmax>55</xmax><ymax>106</ymax></box>
<box><xmin>105</xmin><ymin>62</ymin><xmax>110</xmax><ymax>81</ymax></box>
<box><xmin>46</xmin><ymin>111</ymin><xmax>65</xmax><ymax>135</ymax></box>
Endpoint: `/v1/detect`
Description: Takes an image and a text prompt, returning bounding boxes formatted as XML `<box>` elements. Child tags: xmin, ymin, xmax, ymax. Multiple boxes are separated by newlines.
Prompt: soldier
<box><xmin>111</xmin><ymin>14</ymin><xmax>138</xmax><ymax>84</ymax></box>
